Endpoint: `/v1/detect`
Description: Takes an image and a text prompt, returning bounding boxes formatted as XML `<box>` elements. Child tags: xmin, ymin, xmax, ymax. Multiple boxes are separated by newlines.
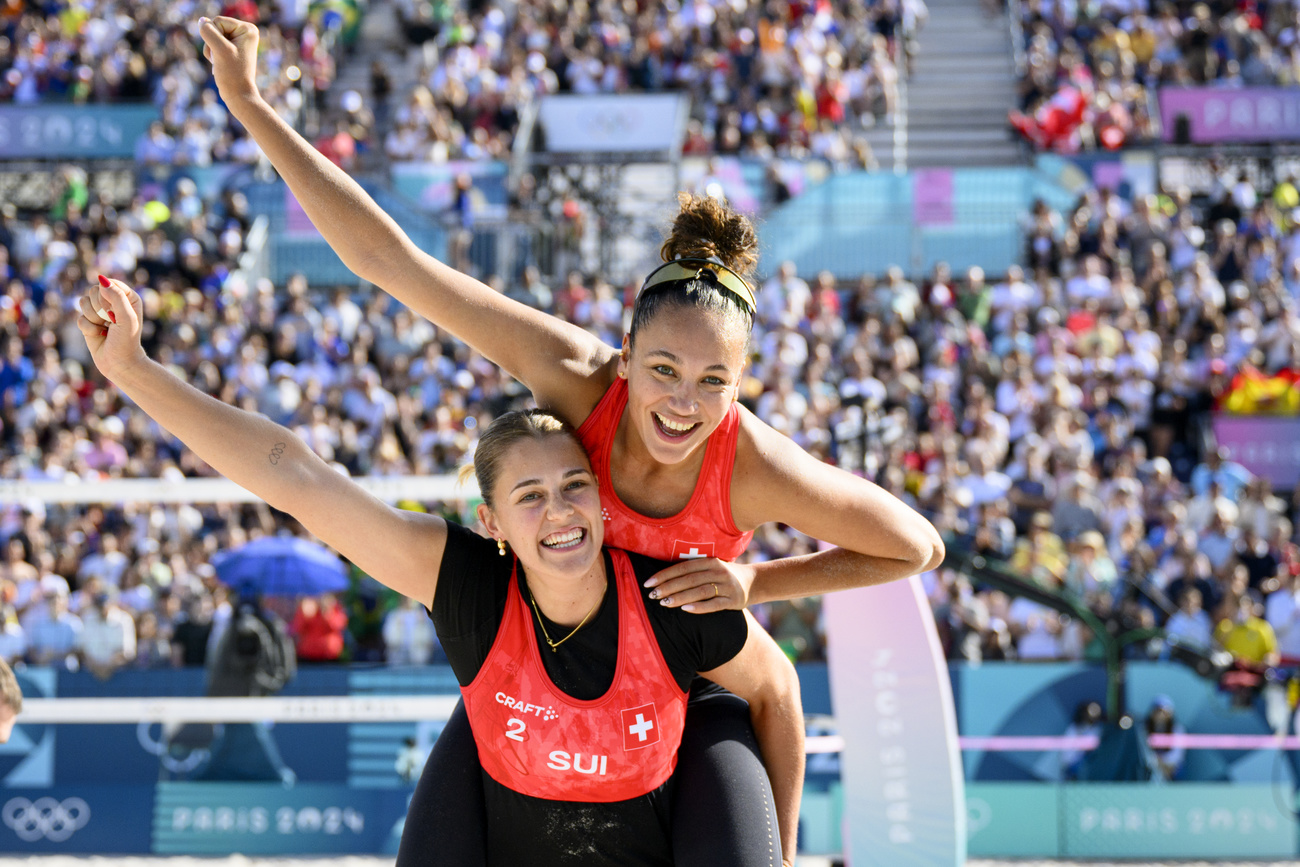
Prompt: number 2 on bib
<box><xmin>505</xmin><ymin>718</ymin><xmax>526</xmax><ymax>741</ymax></box>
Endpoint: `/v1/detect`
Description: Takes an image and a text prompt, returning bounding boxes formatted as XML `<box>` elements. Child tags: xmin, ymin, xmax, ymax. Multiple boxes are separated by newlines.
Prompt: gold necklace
<box><xmin>528</xmin><ymin>582</ymin><xmax>604</xmax><ymax>652</ymax></box>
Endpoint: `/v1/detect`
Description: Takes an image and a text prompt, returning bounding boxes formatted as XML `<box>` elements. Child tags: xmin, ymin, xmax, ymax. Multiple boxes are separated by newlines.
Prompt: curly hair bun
<box><xmin>660</xmin><ymin>192</ymin><xmax>759</xmax><ymax>281</ymax></box>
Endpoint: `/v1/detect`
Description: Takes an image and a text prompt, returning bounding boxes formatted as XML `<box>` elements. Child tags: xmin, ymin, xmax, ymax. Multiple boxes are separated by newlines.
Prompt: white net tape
<box><xmin>1</xmin><ymin>475</ymin><xmax>478</xmax><ymax>505</ymax></box>
<box><xmin>20</xmin><ymin>695</ymin><xmax>461</xmax><ymax>724</ymax></box>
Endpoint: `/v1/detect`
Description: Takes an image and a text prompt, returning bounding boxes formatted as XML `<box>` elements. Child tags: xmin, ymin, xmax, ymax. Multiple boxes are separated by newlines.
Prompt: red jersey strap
<box><xmin>460</xmin><ymin>549</ymin><xmax>689</xmax><ymax>803</ymax></box>
<box><xmin>576</xmin><ymin>378</ymin><xmax>753</xmax><ymax>562</ymax></box>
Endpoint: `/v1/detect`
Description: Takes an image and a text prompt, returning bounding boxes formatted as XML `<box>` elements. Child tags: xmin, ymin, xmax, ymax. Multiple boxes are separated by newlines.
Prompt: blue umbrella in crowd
<box><xmin>212</xmin><ymin>535</ymin><xmax>349</xmax><ymax>598</ymax></box>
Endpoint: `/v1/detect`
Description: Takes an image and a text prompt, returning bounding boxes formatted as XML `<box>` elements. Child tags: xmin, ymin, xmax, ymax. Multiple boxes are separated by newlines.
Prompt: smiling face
<box><xmin>477</xmin><ymin>435</ymin><xmax>605</xmax><ymax>584</ymax></box>
<box><xmin>618</xmin><ymin>305</ymin><xmax>748</xmax><ymax>466</ymax></box>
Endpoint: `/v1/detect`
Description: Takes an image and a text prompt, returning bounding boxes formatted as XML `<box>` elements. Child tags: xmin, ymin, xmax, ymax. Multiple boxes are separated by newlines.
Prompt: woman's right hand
<box><xmin>77</xmin><ymin>276</ymin><xmax>147</xmax><ymax>381</ymax></box>
<box><xmin>198</xmin><ymin>16</ymin><xmax>261</xmax><ymax>105</ymax></box>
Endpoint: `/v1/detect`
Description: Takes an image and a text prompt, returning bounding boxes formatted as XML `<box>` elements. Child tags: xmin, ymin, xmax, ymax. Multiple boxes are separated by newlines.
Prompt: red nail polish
<box><xmin>101</xmin><ymin>329</ymin><xmax>109</xmax><ymax>337</ymax></box>
<box><xmin>108</xmin><ymin>311</ymin><xmax>116</xmax><ymax>324</ymax></box>
<box><xmin>98</xmin><ymin>275</ymin><xmax>110</xmax><ymax>288</ymax></box>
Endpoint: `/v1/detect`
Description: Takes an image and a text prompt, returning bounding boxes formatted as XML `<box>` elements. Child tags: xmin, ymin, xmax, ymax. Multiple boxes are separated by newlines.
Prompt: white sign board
<box><xmin>537</xmin><ymin>94</ymin><xmax>687</xmax><ymax>155</ymax></box>
<box><xmin>824</xmin><ymin>576</ymin><xmax>966</xmax><ymax>866</ymax></box>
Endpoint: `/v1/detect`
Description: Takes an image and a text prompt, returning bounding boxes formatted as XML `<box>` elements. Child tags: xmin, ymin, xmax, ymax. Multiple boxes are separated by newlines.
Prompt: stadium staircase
<box><xmin>905</xmin><ymin>0</ymin><xmax>1024</xmax><ymax>168</ymax></box>
<box><xmin>326</xmin><ymin>0</ymin><xmax>420</xmax><ymax>162</ymax></box>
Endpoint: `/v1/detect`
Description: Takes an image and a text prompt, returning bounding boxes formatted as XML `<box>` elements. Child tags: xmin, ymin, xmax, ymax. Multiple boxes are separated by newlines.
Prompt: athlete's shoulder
<box><xmin>442</xmin><ymin>519</ymin><xmax>496</xmax><ymax>557</ymax></box>
<box><xmin>548</xmin><ymin>357</ymin><xmax>622</xmax><ymax>432</ymax></box>
<box><xmin>731</xmin><ymin>403</ymin><xmax>807</xmax><ymax>486</ymax></box>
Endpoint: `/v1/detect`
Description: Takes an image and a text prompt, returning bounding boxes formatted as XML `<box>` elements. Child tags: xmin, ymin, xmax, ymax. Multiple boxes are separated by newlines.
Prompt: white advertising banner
<box><xmin>537</xmin><ymin>94</ymin><xmax>687</xmax><ymax>155</ymax></box>
<box><xmin>824</xmin><ymin>576</ymin><xmax>966</xmax><ymax>866</ymax></box>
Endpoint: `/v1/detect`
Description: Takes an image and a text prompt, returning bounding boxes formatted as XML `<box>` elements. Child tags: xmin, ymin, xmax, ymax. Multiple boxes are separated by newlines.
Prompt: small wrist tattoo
<box><xmin>268</xmin><ymin>442</ymin><xmax>286</xmax><ymax>465</ymax></box>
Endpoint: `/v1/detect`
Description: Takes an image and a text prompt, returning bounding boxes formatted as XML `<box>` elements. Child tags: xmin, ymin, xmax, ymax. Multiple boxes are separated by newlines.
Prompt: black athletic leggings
<box><xmin>396</xmin><ymin>681</ymin><xmax>782</xmax><ymax>866</ymax></box>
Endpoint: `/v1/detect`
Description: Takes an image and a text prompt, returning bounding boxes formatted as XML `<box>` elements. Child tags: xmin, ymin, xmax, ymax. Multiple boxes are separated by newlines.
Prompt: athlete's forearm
<box><xmin>107</xmin><ymin>354</ymin><xmax>320</xmax><ymax>514</ymax></box>
<box><xmin>225</xmin><ymin>93</ymin><xmax>415</xmax><ymax>285</ymax></box>
<box><xmin>747</xmin><ymin>546</ymin><xmax>940</xmax><ymax>605</ymax></box>
<box><xmin>223</xmin><ymin>93</ymin><xmax>611</xmax><ymax>400</ymax></box>
<box><xmin>749</xmin><ymin>672</ymin><xmax>804</xmax><ymax>860</ymax></box>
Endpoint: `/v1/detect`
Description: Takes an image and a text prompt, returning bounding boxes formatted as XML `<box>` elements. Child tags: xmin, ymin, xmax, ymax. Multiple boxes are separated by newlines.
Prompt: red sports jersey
<box><xmin>460</xmin><ymin>549</ymin><xmax>689</xmax><ymax>802</ymax></box>
<box><xmin>576</xmin><ymin>378</ymin><xmax>753</xmax><ymax>562</ymax></box>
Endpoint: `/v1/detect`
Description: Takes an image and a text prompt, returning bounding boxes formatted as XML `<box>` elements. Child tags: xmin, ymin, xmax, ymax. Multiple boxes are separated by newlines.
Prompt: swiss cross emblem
<box><xmin>621</xmin><ymin>703</ymin><xmax>661</xmax><ymax>751</ymax></box>
<box><xmin>672</xmin><ymin>540</ymin><xmax>715</xmax><ymax>561</ymax></box>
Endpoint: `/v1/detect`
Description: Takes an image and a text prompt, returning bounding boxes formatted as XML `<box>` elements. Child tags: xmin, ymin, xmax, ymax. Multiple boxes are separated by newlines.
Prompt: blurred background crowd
<box><xmin>383</xmin><ymin>0</ymin><xmax>912</xmax><ymax>167</ymax></box>
<box><xmin>1012</xmin><ymin>0</ymin><xmax>1300</xmax><ymax>151</ymax></box>
<box><xmin>1</xmin><ymin>0</ymin><xmax>1299</xmax><ymax>693</ymax></box>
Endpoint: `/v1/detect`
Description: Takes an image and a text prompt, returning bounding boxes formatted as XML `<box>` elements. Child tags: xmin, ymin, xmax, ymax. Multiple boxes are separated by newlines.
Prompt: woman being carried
<box><xmin>77</xmin><ymin>277</ymin><xmax>804</xmax><ymax>866</ymax></box>
<box><xmin>198</xmin><ymin>15</ymin><xmax>944</xmax><ymax>866</ymax></box>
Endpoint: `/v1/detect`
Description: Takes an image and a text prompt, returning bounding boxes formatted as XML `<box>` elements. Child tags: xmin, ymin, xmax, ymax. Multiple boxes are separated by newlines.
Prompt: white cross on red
<box><xmin>628</xmin><ymin>713</ymin><xmax>655</xmax><ymax>742</ymax></box>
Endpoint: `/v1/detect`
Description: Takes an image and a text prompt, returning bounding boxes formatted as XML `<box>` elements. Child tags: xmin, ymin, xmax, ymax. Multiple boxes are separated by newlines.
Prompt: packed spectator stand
<box><xmin>383</xmin><ymin>0</ymin><xmax>909</xmax><ymax>166</ymax></box>
<box><xmin>1</xmin><ymin>0</ymin><xmax>1299</xmax><ymax>697</ymax></box>
<box><xmin>1011</xmin><ymin>0</ymin><xmax>1300</xmax><ymax>151</ymax></box>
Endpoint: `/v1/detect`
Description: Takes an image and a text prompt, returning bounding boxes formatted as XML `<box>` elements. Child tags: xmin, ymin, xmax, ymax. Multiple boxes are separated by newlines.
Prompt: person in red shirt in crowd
<box><xmin>809</xmin><ymin>269</ymin><xmax>842</xmax><ymax>319</ymax></box>
<box><xmin>219</xmin><ymin>0</ymin><xmax>259</xmax><ymax>23</ymax></box>
<box><xmin>291</xmin><ymin>594</ymin><xmax>348</xmax><ymax>662</ymax></box>
<box><xmin>1010</xmin><ymin>85</ymin><xmax>1090</xmax><ymax>152</ymax></box>
<box><xmin>815</xmin><ymin>69</ymin><xmax>848</xmax><ymax>124</ymax></box>
<box><xmin>73</xmin><ymin>277</ymin><xmax>804</xmax><ymax>864</ymax></box>
<box><xmin>314</xmin><ymin>120</ymin><xmax>356</xmax><ymax>171</ymax></box>
<box><xmin>553</xmin><ymin>269</ymin><xmax>592</xmax><ymax>324</ymax></box>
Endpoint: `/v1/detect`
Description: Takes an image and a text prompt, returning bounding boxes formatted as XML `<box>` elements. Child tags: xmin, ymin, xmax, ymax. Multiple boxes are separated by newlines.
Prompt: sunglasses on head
<box><xmin>636</xmin><ymin>257</ymin><xmax>756</xmax><ymax>316</ymax></box>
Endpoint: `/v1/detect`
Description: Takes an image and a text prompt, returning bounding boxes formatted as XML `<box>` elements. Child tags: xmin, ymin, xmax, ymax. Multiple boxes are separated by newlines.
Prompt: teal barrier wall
<box><xmin>968</xmin><ymin>783</ymin><xmax>1300</xmax><ymax>859</ymax></box>
<box><xmin>756</xmin><ymin>163</ymin><xmax>1080</xmax><ymax>280</ymax></box>
<box><xmin>965</xmin><ymin>783</ymin><xmax>1060</xmax><ymax>857</ymax></box>
<box><xmin>153</xmin><ymin>783</ymin><xmax>408</xmax><ymax>855</ymax></box>
<box><xmin>800</xmin><ymin>782</ymin><xmax>1300</xmax><ymax>858</ymax></box>
<box><xmin>4</xmin><ymin>778</ymin><xmax>1292</xmax><ymax>857</ymax></box>
<box><xmin>242</xmin><ymin>180</ymin><xmax>448</xmax><ymax>286</ymax></box>
<box><xmin>3</xmin><ymin>662</ymin><xmax>1295</xmax><ymax>856</ymax></box>
<box><xmin>952</xmin><ymin>661</ymin><xmax>1286</xmax><ymax>784</ymax></box>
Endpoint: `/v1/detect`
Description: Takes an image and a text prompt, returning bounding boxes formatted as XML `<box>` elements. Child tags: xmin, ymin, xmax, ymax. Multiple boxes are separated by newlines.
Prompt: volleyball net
<box><xmin>10</xmin><ymin>475</ymin><xmax>1299</xmax><ymax>760</ymax></box>
<box><xmin>0</xmin><ymin>475</ymin><xmax>479</xmax><ymax>505</ymax></box>
<box><xmin>18</xmin><ymin>696</ymin><xmax>1300</xmax><ymax>754</ymax></box>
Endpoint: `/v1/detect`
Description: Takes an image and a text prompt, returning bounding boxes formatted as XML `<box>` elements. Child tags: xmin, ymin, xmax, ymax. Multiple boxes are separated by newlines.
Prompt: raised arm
<box><xmin>701</xmin><ymin>611</ymin><xmax>804</xmax><ymax>865</ymax></box>
<box><xmin>80</xmin><ymin>277</ymin><xmax>446</xmax><ymax>606</ymax></box>
<box><xmin>197</xmin><ymin>17</ymin><xmax>614</xmax><ymax>420</ymax></box>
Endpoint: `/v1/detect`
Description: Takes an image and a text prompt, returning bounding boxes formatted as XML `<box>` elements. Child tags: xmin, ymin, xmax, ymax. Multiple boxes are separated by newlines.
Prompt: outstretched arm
<box><xmin>702</xmin><ymin>611</ymin><xmax>803</xmax><ymax>865</ymax></box>
<box><xmin>648</xmin><ymin>410</ymin><xmax>945</xmax><ymax>611</ymax></box>
<box><xmin>79</xmin><ymin>277</ymin><xmax>446</xmax><ymax>605</ymax></box>
<box><xmin>197</xmin><ymin>17</ymin><xmax>614</xmax><ymax>420</ymax></box>
<box><xmin>743</xmin><ymin>415</ymin><xmax>946</xmax><ymax>608</ymax></box>
<box><xmin>739</xmin><ymin>416</ymin><xmax>944</xmax><ymax>603</ymax></box>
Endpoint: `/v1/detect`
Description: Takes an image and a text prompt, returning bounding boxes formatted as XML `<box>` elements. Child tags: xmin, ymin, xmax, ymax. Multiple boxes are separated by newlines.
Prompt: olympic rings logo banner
<box><xmin>2</xmin><ymin>797</ymin><xmax>90</xmax><ymax>842</ymax></box>
<box><xmin>0</xmin><ymin>786</ymin><xmax>153</xmax><ymax>853</ymax></box>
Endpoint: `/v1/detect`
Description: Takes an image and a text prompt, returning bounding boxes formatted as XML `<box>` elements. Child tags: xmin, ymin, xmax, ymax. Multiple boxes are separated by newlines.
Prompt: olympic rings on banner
<box><xmin>2</xmin><ymin>796</ymin><xmax>91</xmax><ymax>842</ymax></box>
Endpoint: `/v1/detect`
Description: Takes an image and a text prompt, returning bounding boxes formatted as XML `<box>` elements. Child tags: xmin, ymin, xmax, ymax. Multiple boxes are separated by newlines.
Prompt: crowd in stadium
<box><xmin>2</xmin><ymin>0</ymin><xmax>1300</xmax><ymax>684</ymax></box>
<box><xmin>1012</xmin><ymin>1</ymin><xmax>1300</xmax><ymax>151</ymax></box>
<box><xmin>0</xmin><ymin>1</ymin><xmax>335</xmax><ymax>167</ymax></box>
<box><xmin>383</xmin><ymin>0</ymin><xmax>913</xmax><ymax>166</ymax></box>
<box><xmin>1</xmin><ymin>0</ymin><xmax>912</xmax><ymax>167</ymax></box>
<box><xmin>3</xmin><ymin>159</ymin><xmax>1300</xmax><ymax>674</ymax></box>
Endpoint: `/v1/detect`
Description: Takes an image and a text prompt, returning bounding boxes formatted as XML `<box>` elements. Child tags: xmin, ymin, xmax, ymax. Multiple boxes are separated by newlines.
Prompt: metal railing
<box><xmin>1007</xmin><ymin>0</ymin><xmax>1028</xmax><ymax>80</ymax></box>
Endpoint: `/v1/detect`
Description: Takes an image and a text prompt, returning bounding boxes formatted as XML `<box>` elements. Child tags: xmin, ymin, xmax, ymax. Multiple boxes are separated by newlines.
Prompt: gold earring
<box><xmin>497</xmin><ymin>539</ymin><xmax>507</xmax><ymax>556</ymax></box>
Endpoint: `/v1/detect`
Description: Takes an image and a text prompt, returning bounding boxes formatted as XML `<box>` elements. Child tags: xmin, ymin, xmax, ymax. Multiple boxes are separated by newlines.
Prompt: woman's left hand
<box><xmin>643</xmin><ymin>558</ymin><xmax>756</xmax><ymax>613</ymax></box>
